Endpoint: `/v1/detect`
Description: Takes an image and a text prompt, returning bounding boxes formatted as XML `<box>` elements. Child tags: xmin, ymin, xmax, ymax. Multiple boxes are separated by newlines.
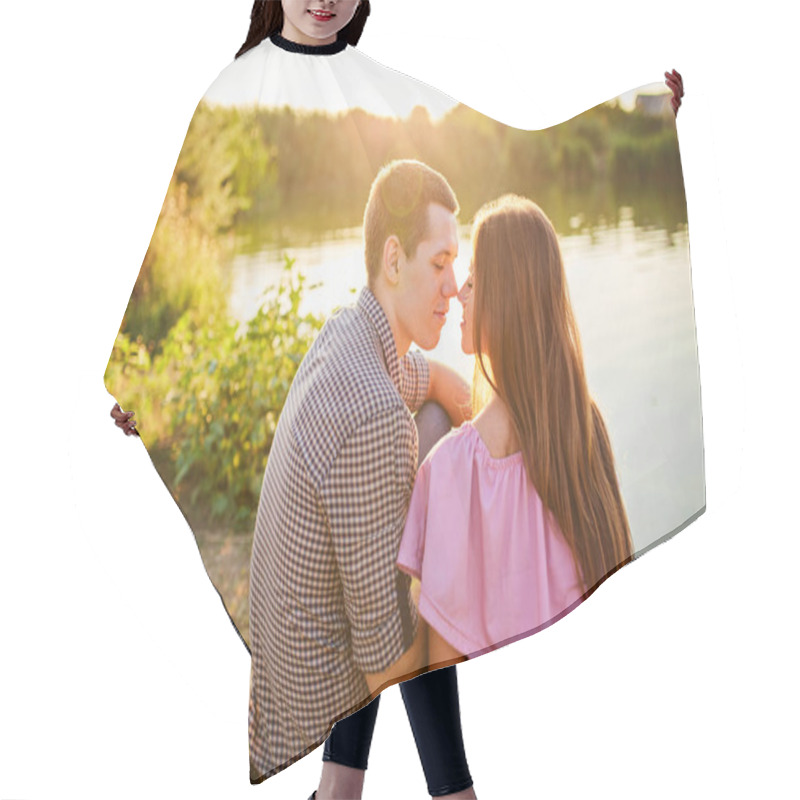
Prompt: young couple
<box><xmin>247</xmin><ymin>155</ymin><xmax>633</xmax><ymax>798</ymax></box>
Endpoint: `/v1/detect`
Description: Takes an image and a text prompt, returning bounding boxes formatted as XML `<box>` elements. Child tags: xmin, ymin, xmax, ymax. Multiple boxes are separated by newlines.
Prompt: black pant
<box><xmin>323</xmin><ymin>665</ymin><xmax>473</xmax><ymax>797</ymax></box>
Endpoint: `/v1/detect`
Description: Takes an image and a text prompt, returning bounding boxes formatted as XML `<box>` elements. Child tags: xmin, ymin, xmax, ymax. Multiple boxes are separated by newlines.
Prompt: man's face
<box><xmin>394</xmin><ymin>203</ymin><xmax>459</xmax><ymax>351</ymax></box>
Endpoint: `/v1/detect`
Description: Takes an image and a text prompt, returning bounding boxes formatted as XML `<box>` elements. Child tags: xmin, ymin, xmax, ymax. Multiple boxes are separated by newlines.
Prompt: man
<box><xmin>248</xmin><ymin>160</ymin><xmax>474</xmax><ymax>798</ymax></box>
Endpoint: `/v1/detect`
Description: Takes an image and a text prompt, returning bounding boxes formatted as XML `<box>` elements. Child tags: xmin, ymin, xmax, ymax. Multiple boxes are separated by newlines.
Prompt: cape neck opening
<box><xmin>269</xmin><ymin>32</ymin><xmax>348</xmax><ymax>56</ymax></box>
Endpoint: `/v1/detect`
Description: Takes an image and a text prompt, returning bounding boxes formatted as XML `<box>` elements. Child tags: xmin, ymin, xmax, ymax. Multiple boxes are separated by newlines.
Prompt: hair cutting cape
<box><xmin>104</xmin><ymin>33</ymin><xmax>704</xmax><ymax>783</ymax></box>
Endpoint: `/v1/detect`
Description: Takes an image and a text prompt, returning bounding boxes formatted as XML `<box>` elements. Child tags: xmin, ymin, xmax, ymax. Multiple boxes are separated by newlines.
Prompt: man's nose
<box><xmin>443</xmin><ymin>264</ymin><xmax>459</xmax><ymax>298</ymax></box>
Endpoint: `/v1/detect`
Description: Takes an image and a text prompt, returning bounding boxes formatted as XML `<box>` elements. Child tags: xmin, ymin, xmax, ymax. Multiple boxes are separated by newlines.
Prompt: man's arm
<box><xmin>426</xmin><ymin>360</ymin><xmax>472</xmax><ymax>427</ymax></box>
<box><xmin>364</xmin><ymin>622</ymin><xmax>426</xmax><ymax>696</ymax></box>
<box><xmin>322</xmin><ymin>409</ymin><xmax>424</xmax><ymax>691</ymax></box>
<box><xmin>364</xmin><ymin>580</ymin><xmax>432</xmax><ymax>694</ymax></box>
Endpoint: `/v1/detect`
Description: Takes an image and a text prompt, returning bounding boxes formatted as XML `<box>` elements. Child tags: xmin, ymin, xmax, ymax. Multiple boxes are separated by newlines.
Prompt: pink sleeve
<box><xmin>397</xmin><ymin>460</ymin><xmax>430</xmax><ymax>579</ymax></box>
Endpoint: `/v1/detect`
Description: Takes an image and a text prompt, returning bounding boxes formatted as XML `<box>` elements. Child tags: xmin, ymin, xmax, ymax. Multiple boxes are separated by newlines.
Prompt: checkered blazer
<box><xmin>248</xmin><ymin>286</ymin><xmax>430</xmax><ymax>781</ymax></box>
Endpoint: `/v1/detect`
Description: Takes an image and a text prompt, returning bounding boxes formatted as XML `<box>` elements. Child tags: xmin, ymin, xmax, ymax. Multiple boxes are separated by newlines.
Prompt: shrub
<box><xmin>107</xmin><ymin>258</ymin><xmax>325</xmax><ymax>531</ymax></box>
<box><xmin>162</xmin><ymin>259</ymin><xmax>325</xmax><ymax>530</ymax></box>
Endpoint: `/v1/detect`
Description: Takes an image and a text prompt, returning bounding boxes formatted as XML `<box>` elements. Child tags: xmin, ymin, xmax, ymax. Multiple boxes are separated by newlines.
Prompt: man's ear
<box><xmin>382</xmin><ymin>235</ymin><xmax>402</xmax><ymax>286</ymax></box>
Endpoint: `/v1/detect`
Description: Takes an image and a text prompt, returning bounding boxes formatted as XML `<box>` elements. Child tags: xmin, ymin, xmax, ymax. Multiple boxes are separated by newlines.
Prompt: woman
<box><xmin>398</xmin><ymin>195</ymin><xmax>634</xmax><ymax>664</ymax></box>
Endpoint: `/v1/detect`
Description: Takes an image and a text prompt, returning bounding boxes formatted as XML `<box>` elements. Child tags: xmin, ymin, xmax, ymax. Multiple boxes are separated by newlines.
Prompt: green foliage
<box><xmin>105</xmin><ymin>329</ymin><xmax>173</xmax><ymax>444</ymax></box>
<box><xmin>611</xmin><ymin>128</ymin><xmax>683</xmax><ymax>186</ymax></box>
<box><xmin>160</xmin><ymin>259</ymin><xmax>323</xmax><ymax>530</ymax></box>
<box><xmin>108</xmin><ymin>259</ymin><xmax>324</xmax><ymax>531</ymax></box>
<box><xmin>557</xmin><ymin>137</ymin><xmax>598</xmax><ymax>188</ymax></box>
<box><xmin>121</xmin><ymin>102</ymin><xmax>275</xmax><ymax>350</ymax></box>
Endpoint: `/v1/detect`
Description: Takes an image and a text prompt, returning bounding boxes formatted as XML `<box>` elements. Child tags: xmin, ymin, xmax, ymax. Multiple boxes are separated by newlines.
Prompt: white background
<box><xmin>1</xmin><ymin>1</ymin><xmax>797</xmax><ymax>798</ymax></box>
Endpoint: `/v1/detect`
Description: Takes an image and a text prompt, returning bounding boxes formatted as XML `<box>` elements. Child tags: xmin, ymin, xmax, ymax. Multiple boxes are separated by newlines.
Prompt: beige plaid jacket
<box><xmin>248</xmin><ymin>287</ymin><xmax>430</xmax><ymax>781</ymax></box>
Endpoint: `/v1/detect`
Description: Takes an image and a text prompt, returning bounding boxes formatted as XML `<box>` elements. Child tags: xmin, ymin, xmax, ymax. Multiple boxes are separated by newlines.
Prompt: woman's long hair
<box><xmin>471</xmin><ymin>195</ymin><xmax>633</xmax><ymax>595</ymax></box>
<box><xmin>236</xmin><ymin>1</ymin><xmax>371</xmax><ymax>58</ymax></box>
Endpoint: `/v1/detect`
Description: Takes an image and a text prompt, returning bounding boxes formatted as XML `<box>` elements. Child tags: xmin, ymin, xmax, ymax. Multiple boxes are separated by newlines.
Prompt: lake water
<box><xmin>227</xmin><ymin>211</ymin><xmax>704</xmax><ymax>553</ymax></box>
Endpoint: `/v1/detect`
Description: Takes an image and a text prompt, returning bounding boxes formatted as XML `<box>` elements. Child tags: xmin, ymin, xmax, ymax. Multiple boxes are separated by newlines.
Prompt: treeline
<box><xmin>237</xmin><ymin>99</ymin><xmax>686</xmax><ymax>238</ymax></box>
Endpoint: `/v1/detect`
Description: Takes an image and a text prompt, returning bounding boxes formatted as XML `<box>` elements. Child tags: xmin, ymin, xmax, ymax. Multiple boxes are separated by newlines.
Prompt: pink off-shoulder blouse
<box><xmin>397</xmin><ymin>421</ymin><xmax>586</xmax><ymax>658</ymax></box>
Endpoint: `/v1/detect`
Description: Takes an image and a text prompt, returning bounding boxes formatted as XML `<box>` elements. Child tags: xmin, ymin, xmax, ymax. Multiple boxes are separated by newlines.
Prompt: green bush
<box><xmin>161</xmin><ymin>259</ymin><xmax>324</xmax><ymax>530</ymax></box>
<box><xmin>107</xmin><ymin>259</ymin><xmax>325</xmax><ymax>531</ymax></box>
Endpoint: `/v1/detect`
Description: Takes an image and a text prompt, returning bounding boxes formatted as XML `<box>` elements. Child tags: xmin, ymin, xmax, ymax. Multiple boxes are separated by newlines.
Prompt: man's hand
<box><xmin>363</xmin><ymin>622</ymin><xmax>426</xmax><ymax>697</ymax></box>
<box><xmin>665</xmin><ymin>69</ymin><xmax>684</xmax><ymax>116</ymax></box>
<box><xmin>111</xmin><ymin>402</ymin><xmax>139</xmax><ymax>436</ymax></box>
<box><xmin>426</xmin><ymin>361</ymin><xmax>471</xmax><ymax>427</ymax></box>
